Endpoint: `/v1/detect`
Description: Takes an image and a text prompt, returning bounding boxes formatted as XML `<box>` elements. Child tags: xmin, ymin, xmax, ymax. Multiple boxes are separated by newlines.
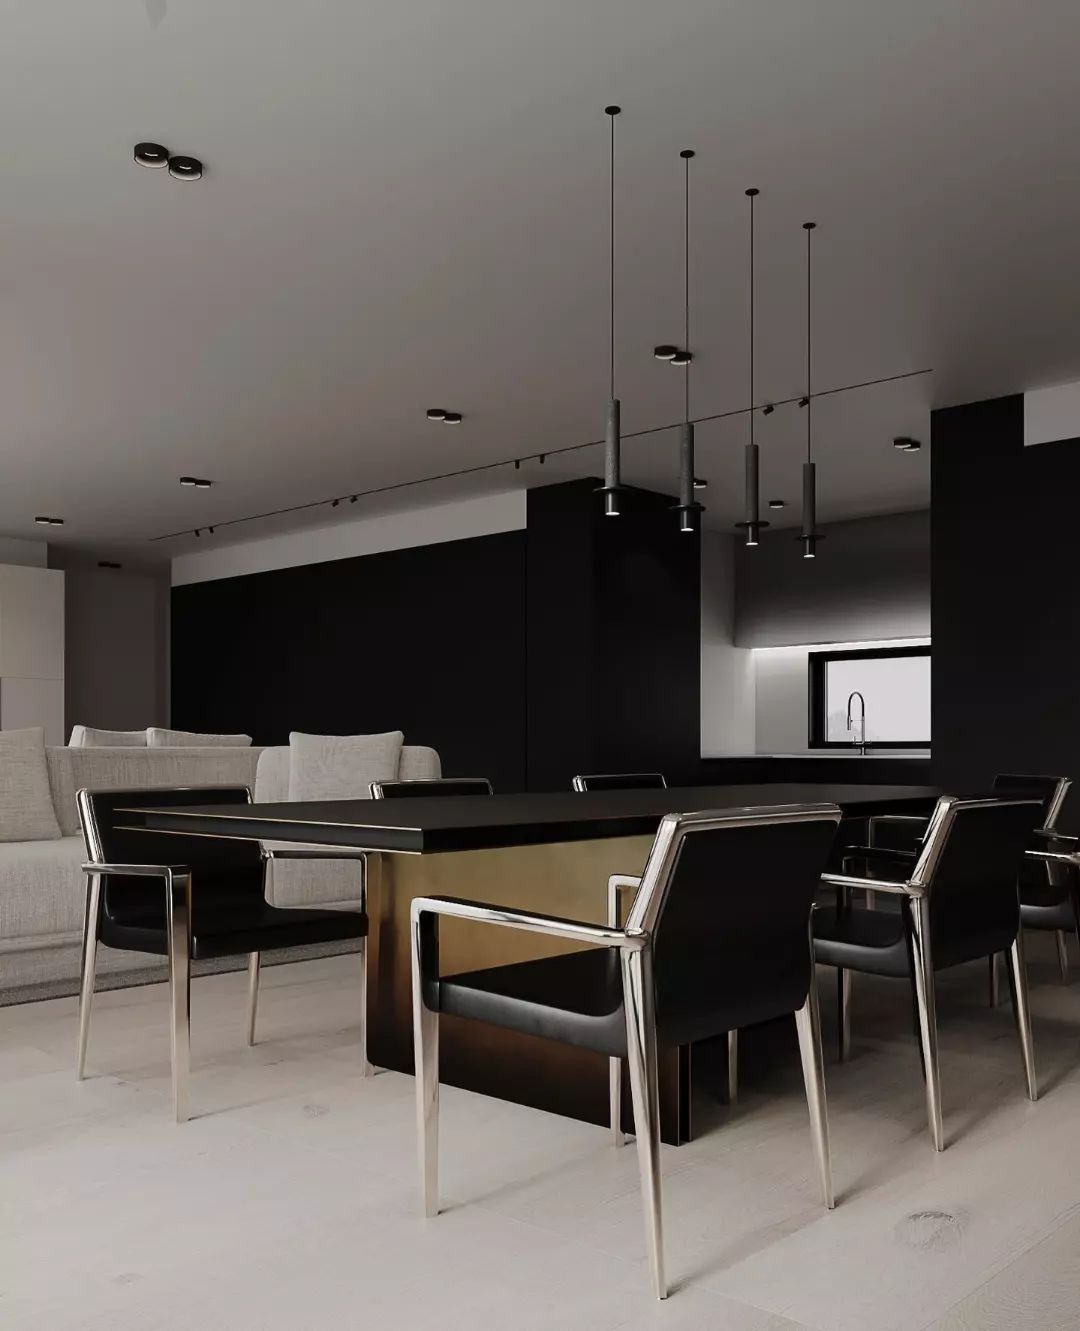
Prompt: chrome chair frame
<box><xmin>370</xmin><ymin>777</ymin><xmax>493</xmax><ymax>799</ymax></box>
<box><xmin>76</xmin><ymin>788</ymin><xmax>370</xmax><ymax>1123</ymax></box>
<box><xmin>571</xmin><ymin>772</ymin><xmax>668</xmax><ymax>792</ymax></box>
<box><xmin>820</xmin><ymin>795</ymin><xmax>1040</xmax><ymax>1152</ymax></box>
<box><xmin>411</xmin><ymin>804</ymin><xmax>839</xmax><ymax>1301</ymax></box>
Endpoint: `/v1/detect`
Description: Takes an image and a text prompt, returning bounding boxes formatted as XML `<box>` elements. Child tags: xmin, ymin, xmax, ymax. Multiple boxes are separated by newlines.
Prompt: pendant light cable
<box><xmin>798</xmin><ymin>221</ymin><xmax>822</xmax><ymax>558</ymax></box>
<box><xmin>675</xmin><ymin>149</ymin><xmax>700</xmax><ymax>532</ymax></box>
<box><xmin>736</xmin><ymin>188</ymin><xmax>767</xmax><ymax>546</ymax></box>
<box><xmin>599</xmin><ymin>106</ymin><xmax>623</xmax><ymax>516</ymax></box>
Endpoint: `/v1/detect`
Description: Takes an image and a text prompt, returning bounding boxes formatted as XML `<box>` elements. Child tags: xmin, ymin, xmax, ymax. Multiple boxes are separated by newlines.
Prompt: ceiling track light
<box><xmin>134</xmin><ymin>142</ymin><xmax>169</xmax><ymax>168</ymax></box>
<box><xmin>735</xmin><ymin>188</ymin><xmax>769</xmax><ymax>549</ymax></box>
<box><xmin>167</xmin><ymin>155</ymin><xmax>203</xmax><ymax>181</ymax></box>
<box><xmin>673</xmin><ymin>150</ymin><xmax>702</xmax><ymax>534</ymax></box>
<box><xmin>797</xmin><ymin>222</ymin><xmax>824</xmax><ymax>560</ymax></box>
<box><xmin>597</xmin><ymin>106</ymin><xmax>625</xmax><ymax>518</ymax></box>
<box><xmin>762</xmin><ymin>403</ymin><xmax>775</xmax><ymax>416</ymax></box>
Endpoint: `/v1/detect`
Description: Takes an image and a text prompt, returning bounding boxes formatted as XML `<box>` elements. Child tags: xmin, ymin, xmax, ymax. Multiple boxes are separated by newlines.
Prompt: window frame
<box><xmin>807</xmin><ymin>644</ymin><xmax>931</xmax><ymax>750</ymax></box>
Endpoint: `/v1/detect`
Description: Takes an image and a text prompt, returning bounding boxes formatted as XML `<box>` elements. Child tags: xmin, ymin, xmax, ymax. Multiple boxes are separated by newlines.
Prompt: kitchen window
<box><xmin>808</xmin><ymin>645</ymin><xmax>930</xmax><ymax>750</ymax></box>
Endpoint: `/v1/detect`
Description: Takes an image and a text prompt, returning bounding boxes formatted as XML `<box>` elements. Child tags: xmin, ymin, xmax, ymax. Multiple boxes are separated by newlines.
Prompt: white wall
<box><xmin>172</xmin><ymin>490</ymin><xmax>528</xmax><ymax>586</ymax></box>
<box><xmin>700</xmin><ymin>532</ymin><xmax>755</xmax><ymax>757</ymax></box>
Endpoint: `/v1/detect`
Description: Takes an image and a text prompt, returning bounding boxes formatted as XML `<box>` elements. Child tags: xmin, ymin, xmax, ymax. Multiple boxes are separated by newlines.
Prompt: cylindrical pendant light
<box><xmin>735</xmin><ymin>188</ymin><xmax>768</xmax><ymax>548</ymax></box>
<box><xmin>674</xmin><ymin>149</ymin><xmax>702</xmax><ymax>533</ymax></box>
<box><xmin>597</xmin><ymin>106</ymin><xmax>624</xmax><ymax>517</ymax></box>
<box><xmin>797</xmin><ymin>221</ymin><xmax>823</xmax><ymax>559</ymax></box>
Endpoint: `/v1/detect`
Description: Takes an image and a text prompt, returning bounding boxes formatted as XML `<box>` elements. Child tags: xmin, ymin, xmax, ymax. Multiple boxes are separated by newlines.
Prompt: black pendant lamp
<box><xmin>674</xmin><ymin>149</ymin><xmax>702</xmax><ymax>533</ymax></box>
<box><xmin>597</xmin><ymin>107</ymin><xmax>624</xmax><ymax>517</ymax></box>
<box><xmin>735</xmin><ymin>188</ymin><xmax>768</xmax><ymax>547</ymax></box>
<box><xmin>797</xmin><ymin>221</ymin><xmax>823</xmax><ymax>559</ymax></box>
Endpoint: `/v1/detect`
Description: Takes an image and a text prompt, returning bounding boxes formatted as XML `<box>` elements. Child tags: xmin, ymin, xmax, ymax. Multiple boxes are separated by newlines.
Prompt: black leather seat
<box><xmin>814</xmin><ymin>794</ymin><xmax>1043</xmax><ymax>1150</ymax></box>
<box><xmin>571</xmin><ymin>772</ymin><xmax>667</xmax><ymax>792</ymax></box>
<box><xmin>370</xmin><ymin>777</ymin><xmax>493</xmax><ymax>798</ymax></box>
<box><xmin>77</xmin><ymin>786</ymin><xmax>369</xmax><ymax>1121</ymax></box>
<box><xmin>412</xmin><ymin>802</ymin><xmax>843</xmax><ymax>1300</ymax></box>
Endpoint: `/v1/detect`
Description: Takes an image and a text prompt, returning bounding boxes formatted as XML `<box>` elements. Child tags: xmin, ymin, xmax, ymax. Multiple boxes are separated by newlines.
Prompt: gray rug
<box><xmin>0</xmin><ymin>939</ymin><xmax>362</xmax><ymax>1008</ymax></box>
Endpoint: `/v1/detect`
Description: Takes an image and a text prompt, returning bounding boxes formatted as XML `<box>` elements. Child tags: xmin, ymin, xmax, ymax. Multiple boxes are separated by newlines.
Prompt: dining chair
<box><xmin>813</xmin><ymin>794</ymin><xmax>1042</xmax><ymax>1151</ymax></box>
<box><xmin>410</xmin><ymin>802</ymin><xmax>842</xmax><ymax>1300</ymax></box>
<box><xmin>77</xmin><ymin>786</ymin><xmax>369</xmax><ymax>1123</ymax></box>
<box><xmin>370</xmin><ymin>777</ymin><xmax>493</xmax><ymax>798</ymax></box>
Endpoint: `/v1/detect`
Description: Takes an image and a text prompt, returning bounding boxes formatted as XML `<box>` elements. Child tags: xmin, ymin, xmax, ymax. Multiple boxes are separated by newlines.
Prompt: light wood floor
<box><xmin>3</xmin><ymin>934</ymin><xmax>1079</xmax><ymax>1330</ymax></box>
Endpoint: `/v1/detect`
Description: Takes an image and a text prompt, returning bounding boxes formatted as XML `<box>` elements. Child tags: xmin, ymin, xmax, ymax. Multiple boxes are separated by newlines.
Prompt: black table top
<box><xmin>122</xmin><ymin>783</ymin><xmax>942</xmax><ymax>855</ymax></box>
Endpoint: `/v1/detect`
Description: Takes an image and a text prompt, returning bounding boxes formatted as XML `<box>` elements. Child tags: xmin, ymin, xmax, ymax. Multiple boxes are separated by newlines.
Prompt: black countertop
<box><xmin>123</xmin><ymin>783</ymin><xmax>942</xmax><ymax>855</ymax></box>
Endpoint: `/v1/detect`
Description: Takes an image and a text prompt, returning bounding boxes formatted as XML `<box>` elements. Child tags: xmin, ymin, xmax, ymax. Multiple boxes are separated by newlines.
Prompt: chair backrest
<box><xmin>370</xmin><ymin>777</ymin><xmax>493</xmax><ymax>799</ymax></box>
<box><xmin>78</xmin><ymin>786</ymin><xmax>265</xmax><ymax>927</ymax></box>
<box><xmin>992</xmin><ymin>773</ymin><xmax>1071</xmax><ymax>830</ymax></box>
<box><xmin>625</xmin><ymin>804</ymin><xmax>841</xmax><ymax>1039</ymax></box>
<box><xmin>571</xmin><ymin>772</ymin><xmax>667</xmax><ymax>793</ymax></box>
<box><xmin>912</xmin><ymin>796</ymin><xmax>1043</xmax><ymax>959</ymax></box>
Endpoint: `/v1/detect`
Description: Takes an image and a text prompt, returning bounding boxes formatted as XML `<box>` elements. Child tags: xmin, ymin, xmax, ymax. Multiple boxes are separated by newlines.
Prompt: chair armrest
<box><xmin>607</xmin><ymin>874</ymin><xmax>642</xmax><ymax>928</ymax></box>
<box><xmin>410</xmin><ymin>895</ymin><xmax>646</xmax><ymax>950</ymax></box>
<box><xmin>821</xmin><ymin>871</ymin><xmax>917</xmax><ymax>898</ymax></box>
<box><xmin>262</xmin><ymin>847</ymin><xmax>368</xmax><ymax>862</ymax></box>
<box><xmin>869</xmin><ymin>814</ymin><xmax>928</xmax><ymax>826</ymax></box>
<box><xmin>83</xmin><ymin>862</ymin><xmax>190</xmax><ymax>878</ymax></box>
<box><xmin>1033</xmin><ymin>828</ymin><xmax>1078</xmax><ymax>846</ymax></box>
<box><xmin>1027</xmin><ymin>849</ymin><xmax>1080</xmax><ymax>868</ymax></box>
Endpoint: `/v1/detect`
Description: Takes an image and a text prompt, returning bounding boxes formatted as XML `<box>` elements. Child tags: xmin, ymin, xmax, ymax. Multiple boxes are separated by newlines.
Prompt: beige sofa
<box><xmin>0</xmin><ymin>741</ymin><xmax>440</xmax><ymax>993</ymax></box>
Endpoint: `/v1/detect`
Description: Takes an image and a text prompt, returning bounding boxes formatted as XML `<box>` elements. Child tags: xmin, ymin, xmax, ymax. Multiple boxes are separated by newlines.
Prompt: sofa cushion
<box><xmin>288</xmin><ymin>731</ymin><xmax>404</xmax><ymax>801</ymax></box>
<box><xmin>0</xmin><ymin>728</ymin><xmax>62</xmax><ymax>843</ymax></box>
<box><xmin>69</xmin><ymin>726</ymin><xmax>148</xmax><ymax>747</ymax></box>
<box><xmin>0</xmin><ymin>835</ymin><xmax>86</xmax><ymax>939</ymax></box>
<box><xmin>147</xmin><ymin>727</ymin><xmax>252</xmax><ymax>748</ymax></box>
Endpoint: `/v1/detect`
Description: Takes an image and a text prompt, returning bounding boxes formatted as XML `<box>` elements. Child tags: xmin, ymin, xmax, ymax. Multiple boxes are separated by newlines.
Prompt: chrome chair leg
<box><xmin>609</xmin><ymin>1057</ymin><xmax>625</xmax><ymax>1146</ymax></box>
<box><xmin>621</xmin><ymin>947</ymin><xmax>665</xmax><ymax>1301</ymax></box>
<box><xmin>989</xmin><ymin>952</ymin><xmax>1000</xmax><ymax>1008</ymax></box>
<box><xmin>909</xmin><ymin>897</ymin><xmax>944</xmax><ymax>1151</ymax></box>
<box><xmin>726</xmin><ymin>1029</ymin><xmax>739</xmax><ymax>1105</ymax></box>
<box><xmin>1006</xmin><ymin>933</ymin><xmax>1038</xmax><ymax>1101</ymax></box>
<box><xmin>411</xmin><ymin>914</ymin><xmax>439</xmax><ymax>1218</ymax></box>
<box><xmin>838</xmin><ymin>968</ymin><xmax>852</xmax><ymax>1062</ymax></box>
<box><xmin>1055</xmin><ymin>929</ymin><xmax>1069</xmax><ymax>983</ymax></box>
<box><xmin>246</xmin><ymin>952</ymin><xmax>260</xmax><ymax>1046</ymax></box>
<box><xmin>76</xmin><ymin>874</ymin><xmax>102</xmax><ymax>1080</ymax></box>
<box><xmin>794</xmin><ymin>985</ymin><xmax>835</xmax><ymax>1210</ymax></box>
<box><xmin>358</xmin><ymin>936</ymin><xmax>374</xmax><ymax>1076</ymax></box>
<box><xmin>165</xmin><ymin>871</ymin><xmax>192</xmax><ymax>1124</ymax></box>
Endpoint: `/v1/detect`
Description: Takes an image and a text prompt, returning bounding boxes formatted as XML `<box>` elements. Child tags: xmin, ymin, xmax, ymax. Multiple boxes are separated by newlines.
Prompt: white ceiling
<box><xmin>6</xmin><ymin>0</ymin><xmax>1080</xmax><ymax>560</ymax></box>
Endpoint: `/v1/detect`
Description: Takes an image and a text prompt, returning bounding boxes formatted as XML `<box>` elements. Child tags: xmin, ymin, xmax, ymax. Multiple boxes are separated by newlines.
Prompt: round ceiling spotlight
<box><xmin>167</xmin><ymin>155</ymin><xmax>203</xmax><ymax>181</ymax></box>
<box><xmin>442</xmin><ymin>411</ymin><xmax>463</xmax><ymax>424</ymax></box>
<box><xmin>35</xmin><ymin>515</ymin><xmax>64</xmax><ymax>526</ymax></box>
<box><xmin>693</xmin><ymin>477</ymin><xmax>708</xmax><ymax>490</ymax></box>
<box><xmin>893</xmin><ymin>436</ymin><xmax>922</xmax><ymax>452</ymax></box>
<box><xmin>653</xmin><ymin>345</ymin><xmax>678</xmax><ymax>361</ymax></box>
<box><xmin>180</xmin><ymin>476</ymin><xmax>213</xmax><ymax>488</ymax></box>
<box><xmin>134</xmin><ymin>142</ymin><xmax>169</xmax><ymax>168</ymax></box>
<box><xmin>426</xmin><ymin>408</ymin><xmax>447</xmax><ymax>421</ymax></box>
<box><xmin>670</xmin><ymin>349</ymin><xmax>693</xmax><ymax>366</ymax></box>
<box><xmin>768</xmin><ymin>498</ymin><xmax>786</xmax><ymax>509</ymax></box>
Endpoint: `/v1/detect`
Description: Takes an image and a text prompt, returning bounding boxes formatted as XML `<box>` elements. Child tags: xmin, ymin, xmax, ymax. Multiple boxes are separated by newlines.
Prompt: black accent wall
<box><xmin>931</xmin><ymin>394</ymin><xmax>1080</xmax><ymax>828</ymax></box>
<box><xmin>172</xmin><ymin>480</ymin><xmax>703</xmax><ymax>793</ymax></box>
<box><xmin>171</xmin><ymin>531</ymin><xmax>528</xmax><ymax>791</ymax></box>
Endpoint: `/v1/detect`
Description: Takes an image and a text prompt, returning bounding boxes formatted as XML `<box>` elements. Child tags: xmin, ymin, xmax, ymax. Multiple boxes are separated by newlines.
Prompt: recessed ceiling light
<box><xmin>442</xmin><ymin>411</ymin><xmax>463</xmax><ymax>424</ymax></box>
<box><xmin>768</xmin><ymin>498</ymin><xmax>786</xmax><ymax>509</ymax></box>
<box><xmin>134</xmin><ymin>142</ymin><xmax>169</xmax><ymax>168</ymax></box>
<box><xmin>670</xmin><ymin>350</ymin><xmax>693</xmax><ymax>366</ymax></box>
<box><xmin>653</xmin><ymin>345</ymin><xmax>678</xmax><ymax>361</ymax></box>
<box><xmin>893</xmin><ymin>436</ymin><xmax>921</xmax><ymax>452</ymax></box>
<box><xmin>167</xmin><ymin>155</ymin><xmax>203</xmax><ymax>181</ymax></box>
<box><xmin>426</xmin><ymin>408</ymin><xmax>447</xmax><ymax>421</ymax></box>
<box><xmin>693</xmin><ymin>476</ymin><xmax>708</xmax><ymax>490</ymax></box>
<box><xmin>35</xmin><ymin>515</ymin><xmax>64</xmax><ymax>526</ymax></box>
<box><xmin>179</xmin><ymin>476</ymin><xmax>213</xmax><ymax>488</ymax></box>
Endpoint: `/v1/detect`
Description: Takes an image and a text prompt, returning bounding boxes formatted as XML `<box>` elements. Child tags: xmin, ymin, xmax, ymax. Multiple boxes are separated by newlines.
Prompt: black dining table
<box><xmin>125</xmin><ymin>782</ymin><xmax>940</xmax><ymax>1142</ymax></box>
